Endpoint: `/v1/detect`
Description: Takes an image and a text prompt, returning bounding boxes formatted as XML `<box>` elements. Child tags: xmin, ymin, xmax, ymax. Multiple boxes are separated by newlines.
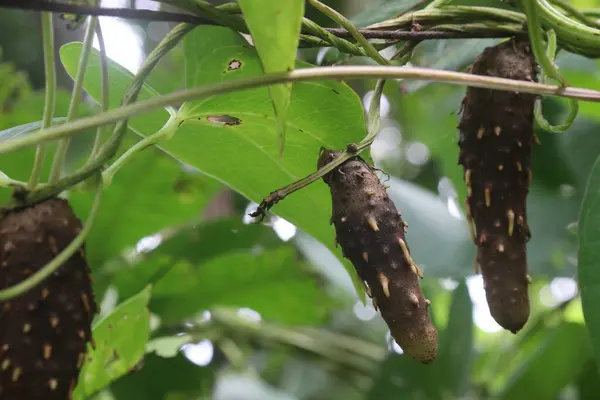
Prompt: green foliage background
<box><xmin>2</xmin><ymin>0</ymin><xmax>600</xmax><ymax>399</ymax></box>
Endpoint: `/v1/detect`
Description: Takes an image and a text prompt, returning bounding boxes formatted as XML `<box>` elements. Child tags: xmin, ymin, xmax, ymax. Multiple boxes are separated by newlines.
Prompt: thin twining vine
<box><xmin>5</xmin><ymin>1</ymin><xmax>600</xmax><ymax>58</ymax></box>
<box><xmin>28</xmin><ymin>12</ymin><xmax>56</xmax><ymax>190</ymax></box>
<box><xmin>86</xmin><ymin>19</ymin><xmax>109</xmax><ymax>164</ymax></box>
<box><xmin>0</xmin><ymin>22</ymin><xmax>194</xmax><ymax>211</ymax></box>
<box><xmin>1</xmin><ymin>64</ymin><xmax>600</xmax><ymax>211</ymax></box>
<box><xmin>0</xmin><ymin>22</ymin><xmax>192</xmax><ymax>301</ymax></box>
<box><xmin>1</xmin><ymin>65</ymin><xmax>597</xmax><ymax>159</ymax></box>
<box><xmin>50</xmin><ymin>16</ymin><xmax>98</xmax><ymax>184</ymax></box>
<box><xmin>533</xmin><ymin>30</ymin><xmax>579</xmax><ymax>133</ymax></box>
<box><xmin>2</xmin><ymin>0</ymin><xmax>600</xmax><ymax>212</ymax></box>
<box><xmin>524</xmin><ymin>2</ymin><xmax>578</xmax><ymax>133</ymax></box>
<box><xmin>251</xmin><ymin>78</ymin><xmax>387</xmax><ymax>221</ymax></box>
<box><xmin>192</xmin><ymin>1</ymin><xmax>600</xmax><ymax>58</ymax></box>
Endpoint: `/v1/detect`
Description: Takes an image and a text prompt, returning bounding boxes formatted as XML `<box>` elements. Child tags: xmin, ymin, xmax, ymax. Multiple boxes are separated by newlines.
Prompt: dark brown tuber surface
<box><xmin>318</xmin><ymin>149</ymin><xmax>438</xmax><ymax>363</ymax></box>
<box><xmin>458</xmin><ymin>38</ymin><xmax>537</xmax><ymax>334</ymax></box>
<box><xmin>0</xmin><ymin>198</ymin><xmax>97</xmax><ymax>399</ymax></box>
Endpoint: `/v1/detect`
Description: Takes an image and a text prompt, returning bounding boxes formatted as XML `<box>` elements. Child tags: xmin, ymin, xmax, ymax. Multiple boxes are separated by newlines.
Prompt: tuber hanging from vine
<box><xmin>319</xmin><ymin>149</ymin><xmax>438</xmax><ymax>363</ymax></box>
<box><xmin>0</xmin><ymin>199</ymin><xmax>97</xmax><ymax>399</ymax></box>
<box><xmin>458</xmin><ymin>38</ymin><xmax>537</xmax><ymax>333</ymax></box>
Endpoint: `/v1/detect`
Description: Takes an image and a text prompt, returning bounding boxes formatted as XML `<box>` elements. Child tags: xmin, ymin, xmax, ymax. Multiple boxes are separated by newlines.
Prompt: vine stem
<box><xmin>0</xmin><ymin>174</ymin><xmax>46</xmax><ymax>189</ymax></box>
<box><xmin>87</xmin><ymin>20</ymin><xmax>109</xmax><ymax>163</ymax></box>
<box><xmin>426</xmin><ymin>0</ymin><xmax>453</xmax><ymax>8</ymax></box>
<box><xmin>1</xmin><ymin>23</ymin><xmax>194</xmax><ymax>211</ymax></box>
<box><xmin>49</xmin><ymin>16</ymin><xmax>98</xmax><ymax>183</ymax></box>
<box><xmin>27</xmin><ymin>12</ymin><xmax>56</xmax><ymax>189</ymax></box>
<box><xmin>249</xmin><ymin>79</ymin><xmax>387</xmax><ymax>221</ymax></box>
<box><xmin>523</xmin><ymin>0</ymin><xmax>565</xmax><ymax>86</ymax></box>
<box><xmin>101</xmin><ymin>116</ymin><xmax>179</xmax><ymax>185</ymax></box>
<box><xmin>528</xmin><ymin>0</ymin><xmax>600</xmax><ymax>57</ymax></box>
<box><xmin>0</xmin><ymin>174</ymin><xmax>103</xmax><ymax>301</ymax></box>
<box><xmin>523</xmin><ymin>0</ymin><xmax>579</xmax><ymax>133</ymax></box>
<box><xmin>361</xmin><ymin>79</ymin><xmax>386</xmax><ymax>148</ymax></box>
<box><xmin>0</xmin><ymin>0</ymin><xmax>526</xmax><ymax>41</ymax></box>
<box><xmin>1</xmin><ymin>65</ymin><xmax>599</xmax><ymax>160</ymax></box>
<box><xmin>4</xmin><ymin>1</ymin><xmax>600</xmax><ymax>56</ymax></box>
<box><xmin>534</xmin><ymin>30</ymin><xmax>578</xmax><ymax>133</ymax></box>
<box><xmin>307</xmin><ymin>0</ymin><xmax>389</xmax><ymax>65</ymax></box>
<box><xmin>550</xmin><ymin>0</ymin><xmax>600</xmax><ymax>29</ymax></box>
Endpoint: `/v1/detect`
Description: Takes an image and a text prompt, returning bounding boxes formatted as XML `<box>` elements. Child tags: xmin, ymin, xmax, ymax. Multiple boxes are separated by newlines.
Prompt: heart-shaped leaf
<box><xmin>173</xmin><ymin>25</ymin><xmax>366</xmax><ymax>296</ymax></box>
<box><xmin>579</xmin><ymin>151</ymin><xmax>600</xmax><ymax>369</ymax></box>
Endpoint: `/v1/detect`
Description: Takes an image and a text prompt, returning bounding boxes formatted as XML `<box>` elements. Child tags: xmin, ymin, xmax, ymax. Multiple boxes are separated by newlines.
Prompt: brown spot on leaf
<box><xmin>207</xmin><ymin>115</ymin><xmax>242</xmax><ymax>126</ymax></box>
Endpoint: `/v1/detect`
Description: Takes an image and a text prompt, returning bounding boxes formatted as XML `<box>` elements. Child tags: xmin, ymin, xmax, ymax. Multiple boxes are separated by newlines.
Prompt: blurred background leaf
<box><xmin>73</xmin><ymin>286</ymin><xmax>153</xmax><ymax>400</ymax></box>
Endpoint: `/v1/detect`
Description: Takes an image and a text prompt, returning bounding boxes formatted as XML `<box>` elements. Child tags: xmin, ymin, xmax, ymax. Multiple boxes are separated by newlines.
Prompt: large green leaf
<box><xmin>579</xmin><ymin>150</ymin><xmax>600</xmax><ymax>369</ymax></box>
<box><xmin>73</xmin><ymin>286</ymin><xmax>152</xmax><ymax>399</ymax></box>
<box><xmin>59</xmin><ymin>43</ymin><xmax>171</xmax><ymax>137</ymax></box>
<box><xmin>577</xmin><ymin>359</ymin><xmax>600</xmax><ymax>398</ymax></box>
<box><xmin>107</xmin><ymin>217</ymin><xmax>281</xmax><ymax>300</ymax></box>
<box><xmin>69</xmin><ymin>136</ymin><xmax>222</xmax><ymax>268</ymax></box>
<box><xmin>238</xmin><ymin>0</ymin><xmax>304</xmax><ymax>152</ymax></box>
<box><xmin>174</xmin><ymin>25</ymin><xmax>366</xmax><ymax>294</ymax></box>
<box><xmin>150</xmin><ymin>247</ymin><xmax>333</xmax><ymax>325</ymax></box>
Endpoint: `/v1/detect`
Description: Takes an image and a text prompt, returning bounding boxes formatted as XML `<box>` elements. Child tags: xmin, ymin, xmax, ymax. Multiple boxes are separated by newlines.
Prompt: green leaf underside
<box><xmin>175</xmin><ymin>26</ymin><xmax>366</xmax><ymax>295</ymax></box>
<box><xmin>110</xmin><ymin>353</ymin><xmax>214</xmax><ymax>400</ymax></box>
<box><xmin>238</xmin><ymin>0</ymin><xmax>305</xmax><ymax>153</ymax></box>
<box><xmin>0</xmin><ymin>117</ymin><xmax>66</xmax><ymax>142</ymax></box>
<box><xmin>109</xmin><ymin>218</ymin><xmax>281</xmax><ymax>300</ymax></box>
<box><xmin>69</xmin><ymin>135</ymin><xmax>222</xmax><ymax>268</ymax></box>
<box><xmin>73</xmin><ymin>286</ymin><xmax>152</xmax><ymax>399</ymax></box>
<box><xmin>579</xmin><ymin>150</ymin><xmax>600</xmax><ymax>370</ymax></box>
<box><xmin>150</xmin><ymin>247</ymin><xmax>332</xmax><ymax>325</ymax></box>
<box><xmin>146</xmin><ymin>335</ymin><xmax>193</xmax><ymax>359</ymax></box>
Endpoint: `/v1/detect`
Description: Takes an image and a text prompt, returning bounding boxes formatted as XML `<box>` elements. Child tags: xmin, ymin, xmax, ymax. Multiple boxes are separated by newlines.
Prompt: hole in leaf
<box><xmin>207</xmin><ymin>115</ymin><xmax>242</xmax><ymax>126</ymax></box>
<box><xmin>227</xmin><ymin>59</ymin><xmax>242</xmax><ymax>71</ymax></box>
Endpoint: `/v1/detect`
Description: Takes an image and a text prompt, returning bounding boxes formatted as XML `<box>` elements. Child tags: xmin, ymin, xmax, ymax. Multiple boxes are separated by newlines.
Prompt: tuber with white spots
<box><xmin>318</xmin><ymin>149</ymin><xmax>438</xmax><ymax>363</ymax></box>
<box><xmin>0</xmin><ymin>198</ymin><xmax>97</xmax><ymax>399</ymax></box>
<box><xmin>458</xmin><ymin>38</ymin><xmax>537</xmax><ymax>333</ymax></box>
